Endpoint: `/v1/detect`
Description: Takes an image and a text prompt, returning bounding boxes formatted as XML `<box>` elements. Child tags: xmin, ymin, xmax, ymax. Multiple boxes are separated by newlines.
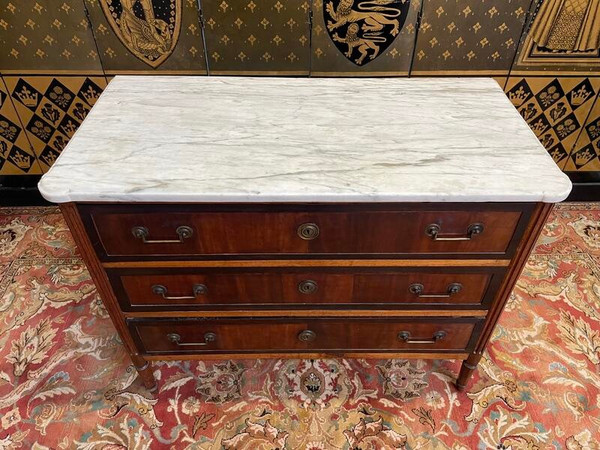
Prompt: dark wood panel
<box><xmin>62</xmin><ymin>200</ymin><xmax>550</xmax><ymax>391</ymax></box>
<box><xmin>122</xmin><ymin>309</ymin><xmax>489</xmax><ymax>318</ymax></box>
<box><xmin>108</xmin><ymin>266</ymin><xmax>505</xmax><ymax>311</ymax></box>
<box><xmin>144</xmin><ymin>351</ymin><xmax>471</xmax><ymax>361</ymax></box>
<box><xmin>102</xmin><ymin>259</ymin><xmax>511</xmax><ymax>268</ymax></box>
<box><xmin>129</xmin><ymin>317</ymin><xmax>484</xmax><ymax>355</ymax></box>
<box><xmin>60</xmin><ymin>203</ymin><xmax>157</xmax><ymax>390</ymax></box>
<box><xmin>93</xmin><ymin>210</ymin><xmax>519</xmax><ymax>255</ymax></box>
<box><xmin>79</xmin><ymin>203</ymin><xmax>534</xmax><ymax>261</ymax></box>
<box><xmin>457</xmin><ymin>202</ymin><xmax>553</xmax><ymax>390</ymax></box>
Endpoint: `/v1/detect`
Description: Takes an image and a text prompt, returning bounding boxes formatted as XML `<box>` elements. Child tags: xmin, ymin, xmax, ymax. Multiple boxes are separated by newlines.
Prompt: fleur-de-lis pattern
<box><xmin>202</xmin><ymin>0</ymin><xmax>311</xmax><ymax>74</ymax></box>
<box><xmin>505</xmin><ymin>77</ymin><xmax>600</xmax><ymax>168</ymax></box>
<box><xmin>0</xmin><ymin>0</ymin><xmax>102</xmax><ymax>73</ymax></box>
<box><xmin>412</xmin><ymin>0</ymin><xmax>532</xmax><ymax>75</ymax></box>
<box><xmin>4</xmin><ymin>76</ymin><xmax>107</xmax><ymax>172</ymax></box>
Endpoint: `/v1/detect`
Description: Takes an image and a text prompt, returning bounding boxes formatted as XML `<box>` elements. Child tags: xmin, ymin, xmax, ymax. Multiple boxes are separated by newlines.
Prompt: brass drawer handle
<box><xmin>398</xmin><ymin>330</ymin><xmax>447</xmax><ymax>344</ymax></box>
<box><xmin>152</xmin><ymin>284</ymin><xmax>207</xmax><ymax>300</ymax></box>
<box><xmin>408</xmin><ymin>282</ymin><xmax>462</xmax><ymax>298</ymax></box>
<box><xmin>297</xmin><ymin>223</ymin><xmax>320</xmax><ymax>240</ymax></box>
<box><xmin>298</xmin><ymin>330</ymin><xmax>317</xmax><ymax>342</ymax></box>
<box><xmin>167</xmin><ymin>332</ymin><xmax>216</xmax><ymax>346</ymax></box>
<box><xmin>425</xmin><ymin>223</ymin><xmax>484</xmax><ymax>241</ymax></box>
<box><xmin>298</xmin><ymin>280</ymin><xmax>318</xmax><ymax>294</ymax></box>
<box><xmin>131</xmin><ymin>225</ymin><xmax>193</xmax><ymax>244</ymax></box>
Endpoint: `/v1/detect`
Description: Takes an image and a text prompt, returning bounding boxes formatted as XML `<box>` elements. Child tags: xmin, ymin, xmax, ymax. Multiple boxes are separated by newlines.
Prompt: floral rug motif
<box><xmin>0</xmin><ymin>204</ymin><xmax>599</xmax><ymax>449</ymax></box>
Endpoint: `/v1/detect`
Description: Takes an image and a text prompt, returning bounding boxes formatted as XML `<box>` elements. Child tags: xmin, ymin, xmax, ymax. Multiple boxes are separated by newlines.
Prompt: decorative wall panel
<box><xmin>0</xmin><ymin>0</ymin><xmax>599</xmax><ymax>182</ymax></box>
<box><xmin>310</xmin><ymin>0</ymin><xmax>420</xmax><ymax>76</ymax></box>
<box><xmin>4</xmin><ymin>76</ymin><xmax>107</xmax><ymax>172</ymax></box>
<box><xmin>493</xmin><ymin>76</ymin><xmax>508</xmax><ymax>90</ymax></box>
<box><xmin>505</xmin><ymin>77</ymin><xmax>600</xmax><ymax>167</ymax></box>
<box><xmin>0</xmin><ymin>0</ymin><xmax>103</xmax><ymax>74</ymax></box>
<box><xmin>512</xmin><ymin>0</ymin><xmax>600</xmax><ymax>75</ymax></box>
<box><xmin>202</xmin><ymin>0</ymin><xmax>310</xmax><ymax>74</ymax></box>
<box><xmin>564</xmin><ymin>94</ymin><xmax>600</xmax><ymax>171</ymax></box>
<box><xmin>0</xmin><ymin>77</ymin><xmax>41</xmax><ymax>175</ymax></box>
<box><xmin>83</xmin><ymin>0</ymin><xmax>206</xmax><ymax>74</ymax></box>
<box><xmin>412</xmin><ymin>0</ymin><xmax>532</xmax><ymax>75</ymax></box>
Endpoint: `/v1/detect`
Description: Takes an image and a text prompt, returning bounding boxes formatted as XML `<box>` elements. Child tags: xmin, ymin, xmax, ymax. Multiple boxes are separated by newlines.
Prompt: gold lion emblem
<box><xmin>324</xmin><ymin>0</ymin><xmax>410</xmax><ymax>65</ymax></box>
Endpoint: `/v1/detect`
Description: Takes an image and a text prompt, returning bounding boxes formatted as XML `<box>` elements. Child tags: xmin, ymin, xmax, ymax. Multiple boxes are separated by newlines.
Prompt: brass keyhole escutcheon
<box><xmin>298</xmin><ymin>330</ymin><xmax>317</xmax><ymax>342</ymax></box>
<box><xmin>297</xmin><ymin>223</ymin><xmax>320</xmax><ymax>240</ymax></box>
<box><xmin>298</xmin><ymin>280</ymin><xmax>318</xmax><ymax>294</ymax></box>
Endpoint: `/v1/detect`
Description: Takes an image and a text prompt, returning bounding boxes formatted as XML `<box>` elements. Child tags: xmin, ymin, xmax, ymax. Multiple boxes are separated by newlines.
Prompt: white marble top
<box><xmin>39</xmin><ymin>76</ymin><xmax>571</xmax><ymax>204</ymax></box>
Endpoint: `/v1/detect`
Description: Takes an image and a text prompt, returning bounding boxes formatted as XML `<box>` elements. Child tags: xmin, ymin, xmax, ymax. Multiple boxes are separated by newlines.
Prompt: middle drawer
<box><xmin>108</xmin><ymin>266</ymin><xmax>505</xmax><ymax>311</ymax></box>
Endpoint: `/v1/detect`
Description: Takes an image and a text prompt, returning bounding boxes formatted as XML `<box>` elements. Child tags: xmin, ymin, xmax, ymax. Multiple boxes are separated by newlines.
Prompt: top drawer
<box><xmin>80</xmin><ymin>203</ymin><xmax>532</xmax><ymax>260</ymax></box>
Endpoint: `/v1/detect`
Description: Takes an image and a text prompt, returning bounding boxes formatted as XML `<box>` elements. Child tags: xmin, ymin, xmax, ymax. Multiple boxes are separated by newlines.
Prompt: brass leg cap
<box><xmin>455</xmin><ymin>382</ymin><xmax>466</xmax><ymax>392</ymax></box>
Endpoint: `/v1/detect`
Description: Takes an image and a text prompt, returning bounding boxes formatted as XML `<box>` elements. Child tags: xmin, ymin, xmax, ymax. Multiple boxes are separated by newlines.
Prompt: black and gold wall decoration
<box><xmin>505</xmin><ymin>76</ymin><xmax>600</xmax><ymax>167</ymax></box>
<box><xmin>3</xmin><ymin>76</ymin><xmax>107</xmax><ymax>172</ymax></box>
<box><xmin>564</xmin><ymin>93</ymin><xmax>600</xmax><ymax>171</ymax></box>
<box><xmin>311</xmin><ymin>0</ymin><xmax>420</xmax><ymax>75</ymax></box>
<box><xmin>201</xmin><ymin>0</ymin><xmax>311</xmax><ymax>74</ymax></box>
<box><xmin>513</xmin><ymin>0</ymin><xmax>600</xmax><ymax>74</ymax></box>
<box><xmin>99</xmin><ymin>0</ymin><xmax>183</xmax><ymax>68</ymax></box>
<box><xmin>0</xmin><ymin>0</ymin><xmax>103</xmax><ymax>74</ymax></box>
<box><xmin>0</xmin><ymin>0</ymin><xmax>599</xmax><ymax>192</ymax></box>
<box><xmin>324</xmin><ymin>0</ymin><xmax>410</xmax><ymax>66</ymax></box>
<box><xmin>83</xmin><ymin>0</ymin><xmax>206</xmax><ymax>74</ymax></box>
<box><xmin>0</xmin><ymin>78</ymin><xmax>41</xmax><ymax>175</ymax></box>
<box><xmin>412</xmin><ymin>0</ymin><xmax>532</xmax><ymax>75</ymax></box>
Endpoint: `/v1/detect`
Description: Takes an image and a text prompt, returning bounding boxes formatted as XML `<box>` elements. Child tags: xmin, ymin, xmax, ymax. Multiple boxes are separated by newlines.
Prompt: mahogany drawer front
<box><xmin>129</xmin><ymin>317</ymin><xmax>483</xmax><ymax>354</ymax></box>
<box><xmin>82</xmin><ymin>203</ymin><xmax>532</xmax><ymax>260</ymax></box>
<box><xmin>109</xmin><ymin>267</ymin><xmax>504</xmax><ymax>311</ymax></box>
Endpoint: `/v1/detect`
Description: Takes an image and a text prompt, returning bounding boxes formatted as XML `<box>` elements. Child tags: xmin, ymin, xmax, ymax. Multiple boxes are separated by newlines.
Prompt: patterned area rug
<box><xmin>0</xmin><ymin>205</ymin><xmax>599</xmax><ymax>449</ymax></box>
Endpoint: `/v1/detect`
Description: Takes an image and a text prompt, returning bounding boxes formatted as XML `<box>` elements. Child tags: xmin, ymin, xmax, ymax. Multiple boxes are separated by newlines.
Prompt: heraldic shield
<box><xmin>100</xmin><ymin>0</ymin><xmax>182</xmax><ymax>68</ymax></box>
<box><xmin>324</xmin><ymin>0</ymin><xmax>411</xmax><ymax>65</ymax></box>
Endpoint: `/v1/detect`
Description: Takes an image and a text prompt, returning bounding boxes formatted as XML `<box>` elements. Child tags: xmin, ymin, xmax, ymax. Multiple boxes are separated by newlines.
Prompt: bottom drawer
<box><xmin>129</xmin><ymin>317</ymin><xmax>483</xmax><ymax>355</ymax></box>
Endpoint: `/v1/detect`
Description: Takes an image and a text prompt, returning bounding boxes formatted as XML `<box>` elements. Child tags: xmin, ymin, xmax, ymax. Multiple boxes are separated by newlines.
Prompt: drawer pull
<box><xmin>408</xmin><ymin>282</ymin><xmax>462</xmax><ymax>298</ymax></box>
<box><xmin>152</xmin><ymin>283</ymin><xmax>207</xmax><ymax>300</ymax></box>
<box><xmin>131</xmin><ymin>225</ymin><xmax>193</xmax><ymax>244</ymax></box>
<box><xmin>425</xmin><ymin>223</ymin><xmax>484</xmax><ymax>241</ymax></box>
<box><xmin>298</xmin><ymin>330</ymin><xmax>317</xmax><ymax>342</ymax></box>
<box><xmin>298</xmin><ymin>280</ymin><xmax>318</xmax><ymax>294</ymax></box>
<box><xmin>167</xmin><ymin>332</ymin><xmax>216</xmax><ymax>346</ymax></box>
<box><xmin>398</xmin><ymin>330</ymin><xmax>447</xmax><ymax>344</ymax></box>
<box><xmin>297</xmin><ymin>223</ymin><xmax>320</xmax><ymax>240</ymax></box>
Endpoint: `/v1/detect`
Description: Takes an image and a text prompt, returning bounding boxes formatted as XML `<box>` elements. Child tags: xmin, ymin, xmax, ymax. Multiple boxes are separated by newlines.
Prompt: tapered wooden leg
<box><xmin>453</xmin><ymin>204</ymin><xmax>554</xmax><ymax>392</ymax></box>
<box><xmin>456</xmin><ymin>353</ymin><xmax>482</xmax><ymax>391</ymax></box>
<box><xmin>61</xmin><ymin>204</ymin><xmax>158</xmax><ymax>393</ymax></box>
<box><xmin>131</xmin><ymin>354</ymin><xmax>157</xmax><ymax>392</ymax></box>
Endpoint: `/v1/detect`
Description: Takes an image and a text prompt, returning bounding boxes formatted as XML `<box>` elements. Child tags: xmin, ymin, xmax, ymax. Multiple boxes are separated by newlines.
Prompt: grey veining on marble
<box><xmin>39</xmin><ymin>76</ymin><xmax>571</xmax><ymax>203</ymax></box>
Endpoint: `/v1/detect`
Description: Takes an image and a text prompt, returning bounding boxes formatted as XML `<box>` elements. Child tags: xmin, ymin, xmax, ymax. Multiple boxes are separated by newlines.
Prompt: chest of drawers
<box><xmin>40</xmin><ymin>77</ymin><xmax>571</xmax><ymax>392</ymax></box>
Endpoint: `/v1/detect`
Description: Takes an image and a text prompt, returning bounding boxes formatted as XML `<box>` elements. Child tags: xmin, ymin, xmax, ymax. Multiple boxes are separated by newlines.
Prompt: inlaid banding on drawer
<box><xmin>80</xmin><ymin>204</ymin><xmax>533</xmax><ymax>260</ymax></box>
<box><xmin>108</xmin><ymin>267</ymin><xmax>505</xmax><ymax>311</ymax></box>
<box><xmin>129</xmin><ymin>317</ymin><xmax>484</xmax><ymax>354</ymax></box>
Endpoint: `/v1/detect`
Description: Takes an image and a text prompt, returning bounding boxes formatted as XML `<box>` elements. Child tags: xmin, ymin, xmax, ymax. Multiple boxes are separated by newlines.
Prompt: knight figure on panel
<box><xmin>324</xmin><ymin>0</ymin><xmax>410</xmax><ymax>65</ymax></box>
